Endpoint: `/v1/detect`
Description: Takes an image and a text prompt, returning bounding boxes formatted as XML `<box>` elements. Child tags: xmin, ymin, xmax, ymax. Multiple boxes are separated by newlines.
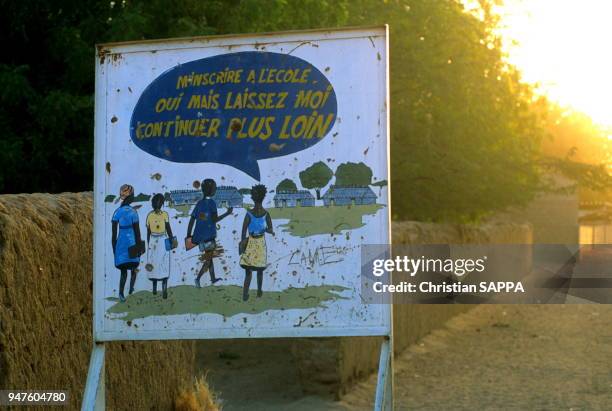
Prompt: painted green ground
<box><xmin>268</xmin><ymin>204</ymin><xmax>385</xmax><ymax>237</ymax></box>
<box><xmin>106</xmin><ymin>284</ymin><xmax>348</xmax><ymax>321</ymax></box>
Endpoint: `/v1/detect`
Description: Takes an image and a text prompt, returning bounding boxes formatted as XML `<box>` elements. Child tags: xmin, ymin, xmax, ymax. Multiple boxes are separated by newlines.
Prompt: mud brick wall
<box><xmin>291</xmin><ymin>220</ymin><xmax>533</xmax><ymax>398</ymax></box>
<box><xmin>0</xmin><ymin>193</ymin><xmax>531</xmax><ymax>405</ymax></box>
<box><xmin>0</xmin><ymin>193</ymin><xmax>196</xmax><ymax>410</ymax></box>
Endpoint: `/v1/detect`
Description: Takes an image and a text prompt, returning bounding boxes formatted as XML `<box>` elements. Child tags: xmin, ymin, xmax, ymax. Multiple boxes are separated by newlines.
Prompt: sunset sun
<box><xmin>495</xmin><ymin>0</ymin><xmax>612</xmax><ymax>128</ymax></box>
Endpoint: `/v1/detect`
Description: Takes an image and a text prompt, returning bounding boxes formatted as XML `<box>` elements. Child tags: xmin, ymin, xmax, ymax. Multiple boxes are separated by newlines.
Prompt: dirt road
<box><xmin>339</xmin><ymin>304</ymin><xmax>612</xmax><ymax>410</ymax></box>
<box><xmin>201</xmin><ymin>304</ymin><xmax>612</xmax><ymax>410</ymax></box>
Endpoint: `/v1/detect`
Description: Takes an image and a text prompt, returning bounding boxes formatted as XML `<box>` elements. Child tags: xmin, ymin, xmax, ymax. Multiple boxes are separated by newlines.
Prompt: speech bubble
<box><xmin>129</xmin><ymin>51</ymin><xmax>337</xmax><ymax>180</ymax></box>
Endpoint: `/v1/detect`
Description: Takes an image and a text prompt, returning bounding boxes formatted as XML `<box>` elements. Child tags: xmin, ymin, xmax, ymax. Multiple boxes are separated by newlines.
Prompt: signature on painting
<box><xmin>288</xmin><ymin>245</ymin><xmax>351</xmax><ymax>268</ymax></box>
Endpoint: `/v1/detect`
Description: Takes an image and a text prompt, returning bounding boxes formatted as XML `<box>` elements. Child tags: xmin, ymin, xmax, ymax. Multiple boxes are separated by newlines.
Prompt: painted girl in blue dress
<box><xmin>111</xmin><ymin>184</ymin><xmax>143</xmax><ymax>302</ymax></box>
<box><xmin>186</xmin><ymin>179</ymin><xmax>233</xmax><ymax>288</ymax></box>
<box><xmin>240</xmin><ymin>184</ymin><xmax>274</xmax><ymax>301</ymax></box>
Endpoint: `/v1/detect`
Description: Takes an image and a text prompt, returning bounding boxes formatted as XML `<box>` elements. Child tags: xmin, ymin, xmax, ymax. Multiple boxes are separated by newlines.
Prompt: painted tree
<box><xmin>372</xmin><ymin>179</ymin><xmax>388</xmax><ymax>195</ymax></box>
<box><xmin>335</xmin><ymin>162</ymin><xmax>373</xmax><ymax>187</ymax></box>
<box><xmin>276</xmin><ymin>178</ymin><xmax>297</xmax><ymax>192</ymax></box>
<box><xmin>299</xmin><ymin>161</ymin><xmax>333</xmax><ymax>199</ymax></box>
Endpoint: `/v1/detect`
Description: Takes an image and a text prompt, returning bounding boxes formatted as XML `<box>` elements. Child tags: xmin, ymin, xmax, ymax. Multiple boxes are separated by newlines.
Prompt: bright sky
<box><xmin>493</xmin><ymin>0</ymin><xmax>612</xmax><ymax>127</ymax></box>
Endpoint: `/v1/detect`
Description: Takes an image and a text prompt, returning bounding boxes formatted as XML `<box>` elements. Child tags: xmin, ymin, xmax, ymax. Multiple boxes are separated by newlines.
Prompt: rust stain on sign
<box><xmin>111</xmin><ymin>53</ymin><xmax>123</xmax><ymax>65</ymax></box>
<box><xmin>230</xmin><ymin>119</ymin><xmax>242</xmax><ymax>132</ymax></box>
<box><xmin>269</xmin><ymin>143</ymin><xmax>286</xmax><ymax>152</ymax></box>
<box><xmin>97</xmin><ymin>46</ymin><xmax>110</xmax><ymax>65</ymax></box>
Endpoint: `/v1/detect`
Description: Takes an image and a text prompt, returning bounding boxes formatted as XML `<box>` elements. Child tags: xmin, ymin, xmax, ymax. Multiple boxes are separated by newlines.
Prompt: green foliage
<box><xmin>540</xmin><ymin>156</ymin><xmax>612</xmax><ymax>193</ymax></box>
<box><xmin>299</xmin><ymin>161</ymin><xmax>333</xmax><ymax>198</ymax></box>
<box><xmin>335</xmin><ymin>162</ymin><xmax>373</xmax><ymax>187</ymax></box>
<box><xmin>345</xmin><ymin>0</ymin><xmax>546</xmax><ymax>221</ymax></box>
<box><xmin>276</xmin><ymin>178</ymin><xmax>298</xmax><ymax>192</ymax></box>
<box><xmin>0</xmin><ymin>0</ymin><xmax>349</xmax><ymax>193</ymax></box>
<box><xmin>540</xmin><ymin>104</ymin><xmax>612</xmax><ymax>201</ymax></box>
<box><xmin>238</xmin><ymin>188</ymin><xmax>252</xmax><ymax>195</ymax></box>
<box><xmin>2</xmin><ymin>0</ymin><xmax>580</xmax><ymax>224</ymax></box>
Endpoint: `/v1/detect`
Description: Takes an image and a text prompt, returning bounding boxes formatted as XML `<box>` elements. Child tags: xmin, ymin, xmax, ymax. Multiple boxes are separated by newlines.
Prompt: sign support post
<box><xmin>81</xmin><ymin>343</ymin><xmax>105</xmax><ymax>411</ymax></box>
<box><xmin>374</xmin><ymin>338</ymin><xmax>394</xmax><ymax>410</ymax></box>
<box><xmin>82</xmin><ymin>338</ymin><xmax>393</xmax><ymax>410</ymax></box>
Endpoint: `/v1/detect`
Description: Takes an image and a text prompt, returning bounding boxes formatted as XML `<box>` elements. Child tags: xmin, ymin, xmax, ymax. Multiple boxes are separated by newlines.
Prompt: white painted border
<box><xmin>93</xmin><ymin>46</ymin><xmax>108</xmax><ymax>341</ymax></box>
<box><xmin>96</xmin><ymin>326</ymin><xmax>390</xmax><ymax>341</ymax></box>
<box><xmin>93</xmin><ymin>26</ymin><xmax>391</xmax><ymax>342</ymax></box>
<box><xmin>97</xmin><ymin>25</ymin><xmax>387</xmax><ymax>55</ymax></box>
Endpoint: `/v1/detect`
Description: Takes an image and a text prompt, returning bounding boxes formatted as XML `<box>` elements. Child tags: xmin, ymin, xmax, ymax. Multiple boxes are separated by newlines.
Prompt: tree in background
<box><xmin>276</xmin><ymin>178</ymin><xmax>297</xmax><ymax>192</ymax></box>
<box><xmin>345</xmin><ymin>0</ymin><xmax>548</xmax><ymax>221</ymax></box>
<box><xmin>538</xmin><ymin>104</ymin><xmax>612</xmax><ymax>202</ymax></box>
<box><xmin>542</xmin><ymin>106</ymin><xmax>611</xmax><ymax>165</ymax></box>
<box><xmin>4</xmin><ymin>0</ymin><xmax>604</xmax><ymax>223</ymax></box>
<box><xmin>0</xmin><ymin>0</ymin><xmax>349</xmax><ymax>194</ymax></box>
<box><xmin>299</xmin><ymin>161</ymin><xmax>333</xmax><ymax>199</ymax></box>
<box><xmin>334</xmin><ymin>162</ymin><xmax>373</xmax><ymax>187</ymax></box>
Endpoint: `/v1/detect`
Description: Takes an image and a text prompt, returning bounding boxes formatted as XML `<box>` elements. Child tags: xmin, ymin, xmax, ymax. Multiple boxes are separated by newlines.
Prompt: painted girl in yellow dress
<box><xmin>145</xmin><ymin>193</ymin><xmax>174</xmax><ymax>299</ymax></box>
<box><xmin>239</xmin><ymin>184</ymin><xmax>274</xmax><ymax>301</ymax></box>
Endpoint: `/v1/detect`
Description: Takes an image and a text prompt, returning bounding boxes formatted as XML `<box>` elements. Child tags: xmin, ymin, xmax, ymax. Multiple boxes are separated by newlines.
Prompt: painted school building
<box><xmin>169</xmin><ymin>186</ymin><xmax>243</xmax><ymax>208</ymax></box>
<box><xmin>273</xmin><ymin>190</ymin><xmax>315</xmax><ymax>207</ymax></box>
<box><xmin>322</xmin><ymin>186</ymin><xmax>377</xmax><ymax>206</ymax></box>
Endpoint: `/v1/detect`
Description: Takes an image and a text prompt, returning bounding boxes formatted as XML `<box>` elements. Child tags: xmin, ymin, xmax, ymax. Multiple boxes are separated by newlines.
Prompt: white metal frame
<box><xmin>81</xmin><ymin>344</ymin><xmax>105</xmax><ymax>411</ymax></box>
<box><xmin>84</xmin><ymin>25</ymin><xmax>393</xmax><ymax>410</ymax></box>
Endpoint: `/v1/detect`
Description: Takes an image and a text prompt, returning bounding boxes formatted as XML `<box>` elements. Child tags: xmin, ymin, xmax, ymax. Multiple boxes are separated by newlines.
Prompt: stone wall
<box><xmin>0</xmin><ymin>193</ymin><xmax>196</xmax><ymax>410</ymax></box>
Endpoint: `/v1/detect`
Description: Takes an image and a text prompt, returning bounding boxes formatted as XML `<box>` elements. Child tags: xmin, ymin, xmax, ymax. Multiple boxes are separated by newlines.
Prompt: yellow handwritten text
<box><xmin>224</xmin><ymin>90</ymin><xmax>287</xmax><ymax>110</ymax></box>
<box><xmin>279</xmin><ymin>112</ymin><xmax>335</xmax><ymax>139</ymax></box>
<box><xmin>176</xmin><ymin>68</ymin><xmax>243</xmax><ymax>89</ymax></box>
<box><xmin>135</xmin><ymin>117</ymin><xmax>221</xmax><ymax>139</ymax></box>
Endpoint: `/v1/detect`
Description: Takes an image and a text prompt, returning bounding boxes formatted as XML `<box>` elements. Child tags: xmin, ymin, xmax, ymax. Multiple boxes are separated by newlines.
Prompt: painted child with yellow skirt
<box><xmin>239</xmin><ymin>184</ymin><xmax>274</xmax><ymax>301</ymax></box>
<box><xmin>145</xmin><ymin>193</ymin><xmax>174</xmax><ymax>299</ymax></box>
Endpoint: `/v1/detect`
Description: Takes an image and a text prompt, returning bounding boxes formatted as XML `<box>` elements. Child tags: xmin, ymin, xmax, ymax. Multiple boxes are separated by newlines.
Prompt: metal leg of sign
<box><xmin>82</xmin><ymin>343</ymin><xmax>105</xmax><ymax>411</ymax></box>
<box><xmin>374</xmin><ymin>338</ymin><xmax>393</xmax><ymax>410</ymax></box>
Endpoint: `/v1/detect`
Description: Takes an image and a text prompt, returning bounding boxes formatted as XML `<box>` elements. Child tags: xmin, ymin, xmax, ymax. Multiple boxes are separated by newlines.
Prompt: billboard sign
<box><xmin>93</xmin><ymin>26</ymin><xmax>390</xmax><ymax>340</ymax></box>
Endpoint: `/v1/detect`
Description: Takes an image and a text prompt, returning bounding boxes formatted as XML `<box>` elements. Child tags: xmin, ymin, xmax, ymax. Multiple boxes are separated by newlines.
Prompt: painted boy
<box><xmin>186</xmin><ymin>179</ymin><xmax>232</xmax><ymax>287</ymax></box>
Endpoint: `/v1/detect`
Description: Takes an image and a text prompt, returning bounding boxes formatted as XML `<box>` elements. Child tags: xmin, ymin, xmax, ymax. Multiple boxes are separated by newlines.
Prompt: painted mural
<box><xmin>95</xmin><ymin>28</ymin><xmax>390</xmax><ymax>339</ymax></box>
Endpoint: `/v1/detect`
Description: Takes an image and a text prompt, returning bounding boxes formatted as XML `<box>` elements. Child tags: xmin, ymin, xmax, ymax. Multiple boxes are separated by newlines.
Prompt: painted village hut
<box><xmin>169</xmin><ymin>189</ymin><xmax>202</xmax><ymax>206</ymax></box>
<box><xmin>169</xmin><ymin>186</ymin><xmax>243</xmax><ymax>208</ymax></box>
<box><xmin>273</xmin><ymin>190</ymin><xmax>315</xmax><ymax>208</ymax></box>
<box><xmin>213</xmin><ymin>186</ymin><xmax>244</xmax><ymax>208</ymax></box>
<box><xmin>322</xmin><ymin>185</ymin><xmax>377</xmax><ymax>206</ymax></box>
